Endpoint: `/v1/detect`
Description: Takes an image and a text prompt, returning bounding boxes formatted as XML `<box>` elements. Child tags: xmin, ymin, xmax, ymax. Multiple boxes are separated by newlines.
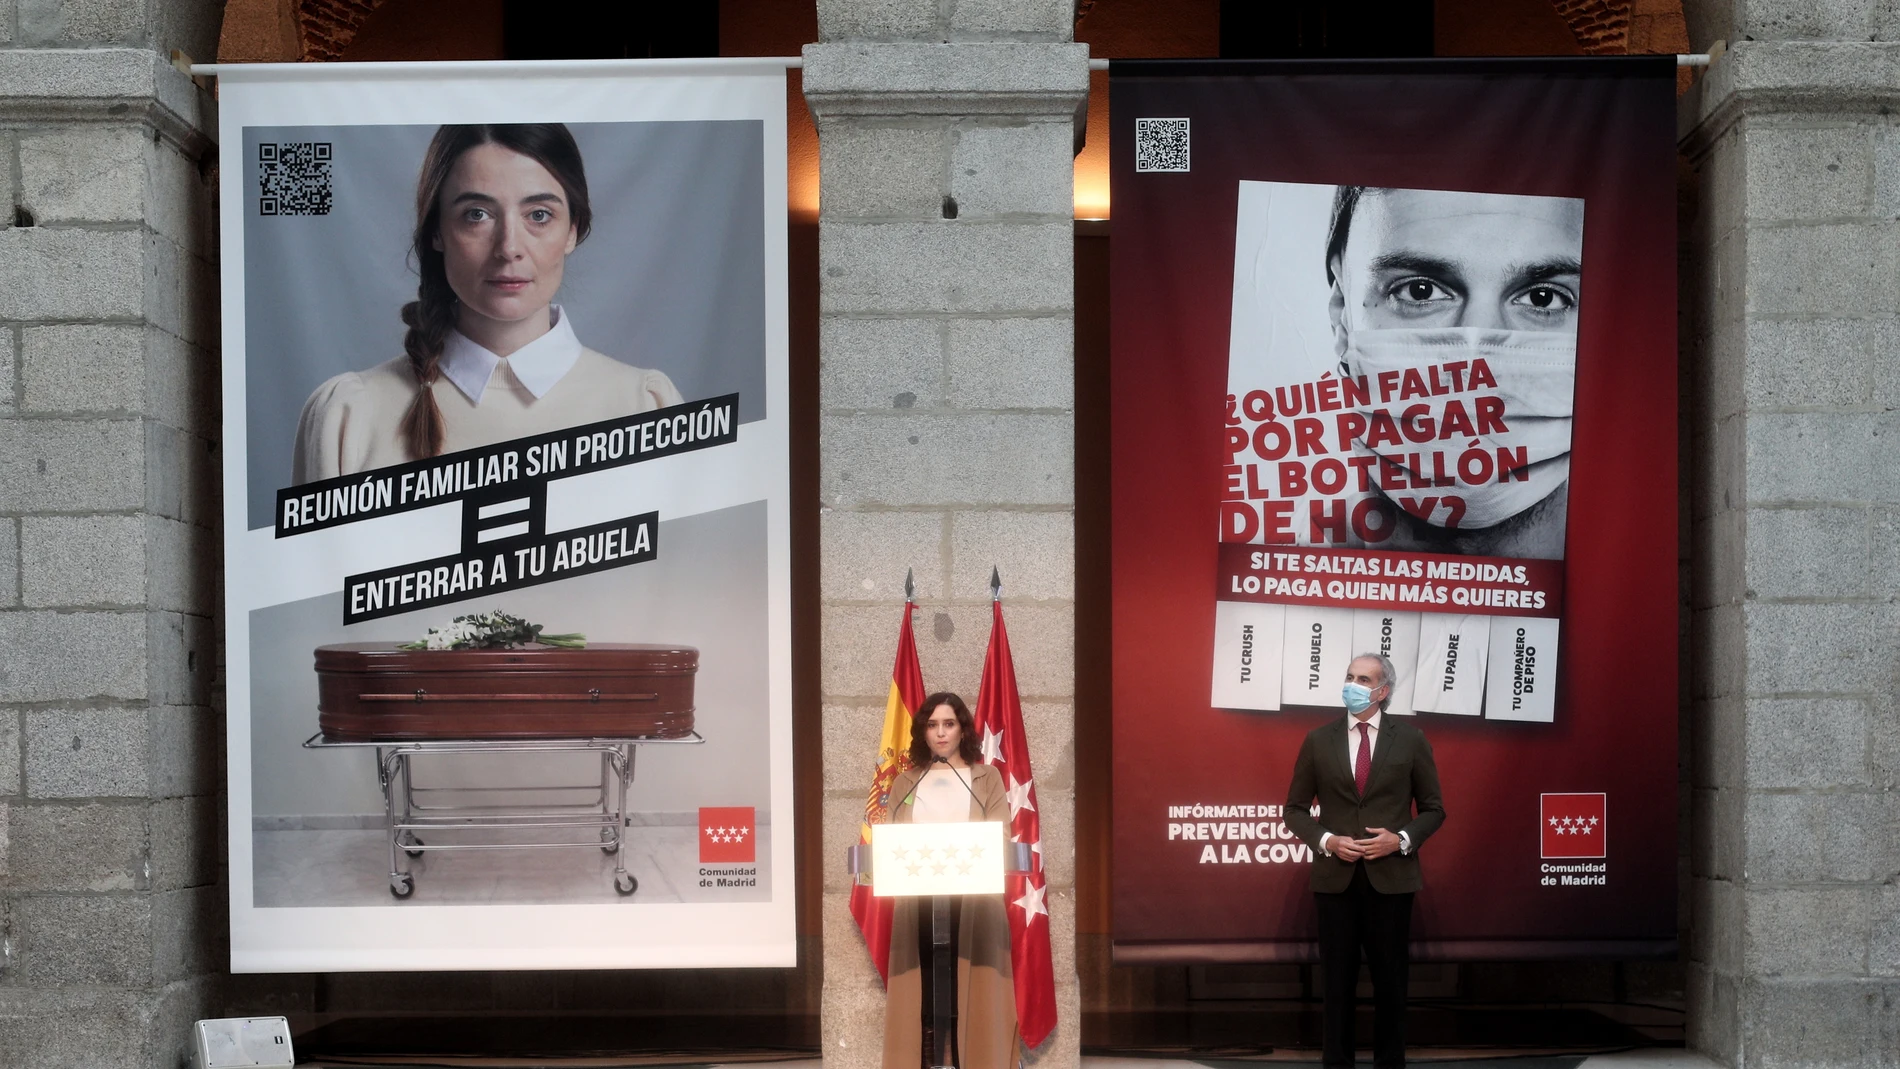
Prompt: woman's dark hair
<box><xmin>908</xmin><ymin>691</ymin><xmax>982</xmax><ymax>768</ymax></box>
<box><xmin>399</xmin><ymin>123</ymin><xmax>592</xmax><ymax>459</ymax></box>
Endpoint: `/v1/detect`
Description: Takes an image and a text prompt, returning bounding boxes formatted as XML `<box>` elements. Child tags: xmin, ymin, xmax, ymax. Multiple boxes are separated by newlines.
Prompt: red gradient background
<box><xmin>1109</xmin><ymin>58</ymin><xmax>1678</xmax><ymax>961</ymax></box>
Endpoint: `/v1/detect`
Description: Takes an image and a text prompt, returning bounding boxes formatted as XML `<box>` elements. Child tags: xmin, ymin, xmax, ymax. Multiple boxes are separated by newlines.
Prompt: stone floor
<box><xmin>696</xmin><ymin>1054</ymin><xmax>1718</xmax><ymax>1069</ymax></box>
<box><xmin>1076</xmin><ymin>1051</ymin><xmax>1717</xmax><ymax>1068</ymax></box>
<box><xmin>304</xmin><ymin>1044</ymin><xmax>1718</xmax><ymax>1068</ymax></box>
<box><xmin>253</xmin><ymin>824</ymin><xmax>773</xmax><ymax>907</ymax></box>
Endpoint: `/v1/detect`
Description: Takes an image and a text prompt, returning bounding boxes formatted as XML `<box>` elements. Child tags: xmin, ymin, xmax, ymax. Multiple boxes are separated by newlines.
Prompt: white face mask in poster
<box><xmin>1340</xmin><ymin>327</ymin><xmax>1576</xmax><ymax>530</ymax></box>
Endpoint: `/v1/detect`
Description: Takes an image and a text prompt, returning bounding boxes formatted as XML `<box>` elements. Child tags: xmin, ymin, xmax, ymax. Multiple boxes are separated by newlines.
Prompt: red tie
<box><xmin>1354</xmin><ymin>722</ymin><xmax>1372</xmax><ymax>797</ymax></box>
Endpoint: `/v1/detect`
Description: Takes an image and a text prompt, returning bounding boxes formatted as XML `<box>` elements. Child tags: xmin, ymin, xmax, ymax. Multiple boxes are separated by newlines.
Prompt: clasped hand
<box><xmin>1326</xmin><ymin>826</ymin><xmax>1401</xmax><ymax>861</ymax></box>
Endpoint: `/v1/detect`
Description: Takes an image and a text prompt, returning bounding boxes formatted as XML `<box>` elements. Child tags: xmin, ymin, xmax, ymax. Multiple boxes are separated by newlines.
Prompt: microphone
<box><xmin>933</xmin><ymin>755</ymin><xmax>990</xmax><ymax>818</ymax></box>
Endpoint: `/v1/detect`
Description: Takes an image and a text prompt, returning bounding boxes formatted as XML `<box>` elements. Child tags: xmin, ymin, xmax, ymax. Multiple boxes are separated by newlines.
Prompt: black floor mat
<box><xmin>1083</xmin><ymin>1006</ymin><xmax>1656</xmax><ymax>1054</ymax></box>
<box><xmin>297</xmin><ymin>1014</ymin><xmax>818</xmax><ymax>1064</ymax></box>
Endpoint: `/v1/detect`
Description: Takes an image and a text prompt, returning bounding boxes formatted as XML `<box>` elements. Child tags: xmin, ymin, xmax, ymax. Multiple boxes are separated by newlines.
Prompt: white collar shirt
<box><xmin>911</xmin><ymin>766</ymin><xmax>975</xmax><ymax>824</ymax></box>
<box><xmin>1346</xmin><ymin>708</ymin><xmax>1383</xmax><ymax>768</ymax></box>
<box><xmin>438</xmin><ymin>305</ymin><xmax>584</xmax><ymax>404</ymax></box>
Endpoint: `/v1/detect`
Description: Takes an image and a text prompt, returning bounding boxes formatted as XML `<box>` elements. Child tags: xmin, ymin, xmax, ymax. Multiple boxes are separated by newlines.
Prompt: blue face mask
<box><xmin>1342</xmin><ymin>682</ymin><xmax>1377</xmax><ymax>714</ymax></box>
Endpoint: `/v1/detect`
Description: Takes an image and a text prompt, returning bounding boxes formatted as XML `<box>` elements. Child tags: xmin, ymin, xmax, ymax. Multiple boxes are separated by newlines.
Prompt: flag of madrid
<box><xmin>699</xmin><ymin>806</ymin><xmax>756</xmax><ymax>863</ymax></box>
<box><xmin>975</xmin><ymin>597</ymin><xmax>1057</xmax><ymax>1049</ymax></box>
<box><xmin>1540</xmin><ymin>793</ymin><xmax>1606</xmax><ymax>859</ymax></box>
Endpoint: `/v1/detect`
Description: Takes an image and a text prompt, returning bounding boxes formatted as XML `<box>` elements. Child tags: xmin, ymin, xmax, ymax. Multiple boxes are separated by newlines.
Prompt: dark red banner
<box><xmin>1110</xmin><ymin>58</ymin><xmax>1678</xmax><ymax>960</ymax></box>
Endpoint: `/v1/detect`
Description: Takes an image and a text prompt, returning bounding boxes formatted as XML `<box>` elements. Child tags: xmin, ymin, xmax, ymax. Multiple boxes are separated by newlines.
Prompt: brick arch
<box><xmin>1553</xmin><ymin>0</ymin><xmax>1689</xmax><ymax>60</ymax></box>
<box><xmin>214</xmin><ymin>0</ymin><xmax>386</xmax><ymax>63</ymax></box>
<box><xmin>297</xmin><ymin>0</ymin><xmax>387</xmax><ymax>61</ymax></box>
<box><xmin>1551</xmin><ymin>0</ymin><xmax>1631</xmax><ymax>53</ymax></box>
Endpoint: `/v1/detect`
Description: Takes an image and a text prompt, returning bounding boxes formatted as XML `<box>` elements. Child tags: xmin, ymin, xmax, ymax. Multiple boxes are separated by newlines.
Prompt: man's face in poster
<box><xmin>1328</xmin><ymin>187</ymin><xmax>1584</xmax><ymax>347</ymax></box>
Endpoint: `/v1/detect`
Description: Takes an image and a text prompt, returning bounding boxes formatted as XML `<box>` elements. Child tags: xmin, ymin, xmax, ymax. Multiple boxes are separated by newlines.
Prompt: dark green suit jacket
<box><xmin>1283</xmin><ymin>713</ymin><xmax>1446</xmax><ymax>894</ymax></box>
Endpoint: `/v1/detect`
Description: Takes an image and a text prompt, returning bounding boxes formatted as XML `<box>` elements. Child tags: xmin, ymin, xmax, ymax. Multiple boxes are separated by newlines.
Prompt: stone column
<box><xmin>803</xmin><ymin>4</ymin><xmax>1087</xmax><ymax>1068</ymax></box>
<box><xmin>1680</xmin><ymin>8</ymin><xmax>1900</xmax><ymax>1065</ymax></box>
<box><xmin>0</xmin><ymin>3</ymin><xmax>226</xmax><ymax>1065</ymax></box>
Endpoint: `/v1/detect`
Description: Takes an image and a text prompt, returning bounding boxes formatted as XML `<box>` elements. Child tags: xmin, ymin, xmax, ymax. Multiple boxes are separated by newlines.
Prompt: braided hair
<box><xmin>399</xmin><ymin>123</ymin><xmax>592</xmax><ymax>459</ymax></box>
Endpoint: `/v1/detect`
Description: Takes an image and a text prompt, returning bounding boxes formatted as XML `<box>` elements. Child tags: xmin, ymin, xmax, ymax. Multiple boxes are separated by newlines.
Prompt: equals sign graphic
<box><xmin>462</xmin><ymin>483</ymin><xmax>546</xmax><ymax>550</ymax></box>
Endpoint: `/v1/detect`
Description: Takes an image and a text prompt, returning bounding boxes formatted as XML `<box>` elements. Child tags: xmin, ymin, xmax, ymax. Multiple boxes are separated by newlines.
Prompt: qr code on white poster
<box><xmin>258</xmin><ymin>142</ymin><xmax>333</xmax><ymax>216</ymax></box>
<box><xmin>1134</xmin><ymin>118</ymin><xmax>1190</xmax><ymax>172</ymax></box>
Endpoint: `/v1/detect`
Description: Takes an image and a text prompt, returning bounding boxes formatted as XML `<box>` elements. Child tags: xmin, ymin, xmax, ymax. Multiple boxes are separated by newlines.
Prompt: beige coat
<box><xmin>882</xmin><ymin>762</ymin><xmax>1018</xmax><ymax>1069</ymax></box>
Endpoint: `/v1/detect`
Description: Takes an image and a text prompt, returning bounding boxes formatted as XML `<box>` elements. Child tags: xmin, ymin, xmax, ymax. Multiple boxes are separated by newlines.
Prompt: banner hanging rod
<box><xmin>189</xmin><ymin>53</ymin><xmax>1713</xmax><ymax>77</ymax></box>
<box><xmin>188</xmin><ymin>56</ymin><xmax>806</xmax><ymax>76</ymax></box>
<box><xmin>1085</xmin><ymin>55</ymin><xmax>1712</xmax><ymax>70</ymax></box>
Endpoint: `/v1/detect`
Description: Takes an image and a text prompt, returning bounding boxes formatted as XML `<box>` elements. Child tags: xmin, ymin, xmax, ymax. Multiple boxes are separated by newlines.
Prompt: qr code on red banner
<box><xmin>1135</xmin><ymin>117</ymin><xmax>1190</xmax><ymax>172</ymax></box>
<box><xmin>258</xmin><ymin>142</ymin><xmax>333</xmax><ymax>216</ymax></box>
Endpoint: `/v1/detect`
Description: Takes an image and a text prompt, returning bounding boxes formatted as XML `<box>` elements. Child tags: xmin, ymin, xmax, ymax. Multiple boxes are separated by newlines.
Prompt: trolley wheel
<box><xmin>390</xmin><ymin>873</ymin><xmax>415</xmax><ymax>898</ymax></box>
<box><xmin>613</xmin><ymin>872</ymin><xmax>637</xmax><ymax>896</ymax></box>
<box><xmin>404</xmin><ymin>837</ymin><xmax>425</xmax><ymax>858</ymax></box>
<box><xmin>600</xmin><ymin>828</ymin><xmax>620</xmax><ymax>855</ymax></box>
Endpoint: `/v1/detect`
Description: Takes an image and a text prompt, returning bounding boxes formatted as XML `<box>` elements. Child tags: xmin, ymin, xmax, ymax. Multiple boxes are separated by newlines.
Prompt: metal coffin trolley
<box><xmin>306</xmin><ymin>642</ymin><xmax>703</xmax><ymax>899</ymax></box>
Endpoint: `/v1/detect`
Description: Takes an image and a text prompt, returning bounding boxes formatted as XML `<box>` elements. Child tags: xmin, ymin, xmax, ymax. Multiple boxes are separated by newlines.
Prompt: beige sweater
<box><xmin>292</xmin><ymin>349</ymin><xmax>682</xmax><ymax>482</ymax></box>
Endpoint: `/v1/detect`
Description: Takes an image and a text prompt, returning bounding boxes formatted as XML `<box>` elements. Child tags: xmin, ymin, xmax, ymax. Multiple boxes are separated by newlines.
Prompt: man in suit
<box><xmin>1285</xmin><ymin>652</ymin><xmax>1446</xmax><ymax>1069</ymax></box>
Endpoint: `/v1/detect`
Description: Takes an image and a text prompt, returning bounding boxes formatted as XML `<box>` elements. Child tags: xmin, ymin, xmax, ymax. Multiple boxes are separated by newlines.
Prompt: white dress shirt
<box><xmin>911</xmin><ymin>767</ymin><xmax>976</xmax><ymax>823</ymax></box>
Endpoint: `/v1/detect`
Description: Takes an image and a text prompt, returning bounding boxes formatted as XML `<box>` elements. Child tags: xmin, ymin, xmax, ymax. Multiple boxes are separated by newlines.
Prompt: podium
<box><xmin>848</xmin><ymin>822</ymin><xmax>1033</xmax><ymax>1069</ymax></box>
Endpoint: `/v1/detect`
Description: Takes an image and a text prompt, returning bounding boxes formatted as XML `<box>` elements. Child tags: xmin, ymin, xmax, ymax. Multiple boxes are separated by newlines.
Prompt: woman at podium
<box><xmin>880</xmin><ymin>692</ymin><xmax>1015</xmax><ymax>1069</ymax></box>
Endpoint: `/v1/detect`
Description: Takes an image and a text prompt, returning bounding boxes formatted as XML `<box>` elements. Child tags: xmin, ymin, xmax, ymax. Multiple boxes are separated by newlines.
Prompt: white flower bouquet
<box><xmin>399</xmin><ymin>610</ymin><xmax>585</xmax><ymax>651</ymax></box>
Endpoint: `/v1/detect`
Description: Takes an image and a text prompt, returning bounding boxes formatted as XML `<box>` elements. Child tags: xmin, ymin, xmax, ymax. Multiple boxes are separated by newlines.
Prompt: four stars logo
<box><xmin>698</xmin><ymin>806</ymin><xmax>757</xmax><ymax>863</ymax></box>
<box><xmin>1539</xmin><ymin>793</ymin><xmax>1607</xmax><ymax>859</ymax></box>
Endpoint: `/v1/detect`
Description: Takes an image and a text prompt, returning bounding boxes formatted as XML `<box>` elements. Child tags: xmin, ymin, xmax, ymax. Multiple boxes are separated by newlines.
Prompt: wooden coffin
<box><xmin>315</xmin><ymin>643</ymin><xmax>697</xmax><ymax>741</ymax></box>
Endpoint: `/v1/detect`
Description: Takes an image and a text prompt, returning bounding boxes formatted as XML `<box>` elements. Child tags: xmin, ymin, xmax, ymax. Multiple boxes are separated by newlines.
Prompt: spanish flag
<box><xmin>852</xmin><ymin>594</ymin><xmax>925</xmax><ymax>982</ymax></box>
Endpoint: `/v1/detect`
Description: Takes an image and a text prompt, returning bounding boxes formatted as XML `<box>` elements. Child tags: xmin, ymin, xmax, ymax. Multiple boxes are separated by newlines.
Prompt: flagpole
<box><xmin>853</xmin><ymin>566</ymin><xmax>926</xmax><ymax>984</ymax></box>
<box><xmin>974</xmin><ymin>564</ymin><xmax>1057</xmax><ymax>1046</ymax></box>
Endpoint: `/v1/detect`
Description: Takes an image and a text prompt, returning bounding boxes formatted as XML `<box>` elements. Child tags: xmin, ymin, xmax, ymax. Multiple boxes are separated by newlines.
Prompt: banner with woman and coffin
<box><xmin>218</xmin><ymin>62</ymin><xmax>791</xmax><ymax>971</ymax></box>
<box><xmin>1109</xmin><ymin>58</ymin><xmax>1679</xmax><ymax>960</ymax></box>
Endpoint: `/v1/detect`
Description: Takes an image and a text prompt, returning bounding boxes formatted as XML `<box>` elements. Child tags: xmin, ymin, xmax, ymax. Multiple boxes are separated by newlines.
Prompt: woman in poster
<box><xmin>878</xmin><ymin>693</ymin><xmax>1016</xmax><ymax>1069</ymax></box>
<box><xmin>292</xmin><ymin>123</ymin><xmax>682</xmax><ymax>482</ymax></box>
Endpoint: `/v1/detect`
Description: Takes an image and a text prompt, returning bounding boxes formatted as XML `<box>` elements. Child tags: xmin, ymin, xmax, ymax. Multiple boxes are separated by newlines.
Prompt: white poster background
<box><xmin>1210</xmin><ymin>600</ymin><xmax>1286</xmax><ymax>711</ymax></box>
<box><xmin>1350</xmin><ymin>610</ymin><xmax>1421</xmax><ymax>715</ymax></box>
<box><xmin>1278</xmin><ymin>605</ymin><xmax>1354</xmax><ymax>708</ymax></box>
<box><xmin>1485</xmin><ymin>615</ymin><xmax>1560</xmax><ymax>723</ymax></box>
<box><xmin>219</xmin><ymin>61</ymin><xmax>792</xmax><ymax>972</ymax></box>
<box><xmin>1411</xmin><ymin>613</ymin><xmax>1492</xmax><ymax>716</ymax></box>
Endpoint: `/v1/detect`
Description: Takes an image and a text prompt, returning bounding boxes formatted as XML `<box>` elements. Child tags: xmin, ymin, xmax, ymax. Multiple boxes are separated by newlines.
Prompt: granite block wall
<box><xmin>0</xmin><ymin>8</ymin><xmax>224</xmax><ymax>1065</ymax></box>
<box><xmin>1680</xmin><ymin>16</ymin><xmax>1900</xmax><ymax>1067</ymax></box>
<box><xmin>804</xmin><ymin>5</ymin><xmax>1086</xmax><ymax>1068</ymax></box>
